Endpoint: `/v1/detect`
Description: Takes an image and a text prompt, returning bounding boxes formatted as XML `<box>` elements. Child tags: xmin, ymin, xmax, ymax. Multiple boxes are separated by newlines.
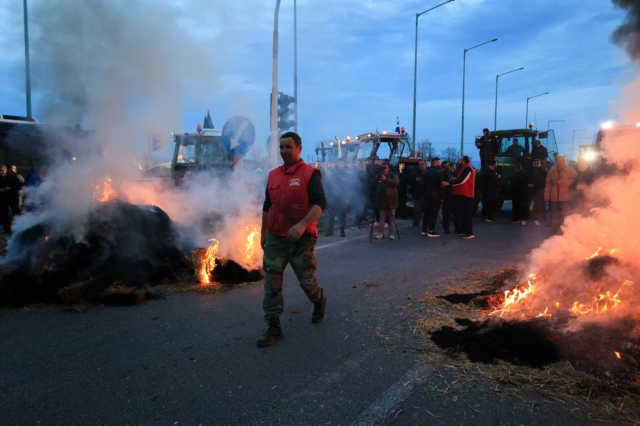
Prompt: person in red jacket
<box><xmin>258</xmin><ymin>132</ymin><xmax>327</xmax><ymax>348</ymax></box>
<box><xmin>444</xmin><ymin>156</ymin><xmax>476</xmax><ymax>239</ymax></box>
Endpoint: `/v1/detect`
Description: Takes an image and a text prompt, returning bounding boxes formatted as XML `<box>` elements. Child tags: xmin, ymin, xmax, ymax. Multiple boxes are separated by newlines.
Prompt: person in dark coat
<box><xmin>0</xmin><ymin>165</ymin><xmax>21</xmax><ymax>233</ymax></box>
<box><xmin>396</xmin><ymin>164</ymin><xmax>410</xmax><ymax>219</ymax></box>
<box><xmin>372</xmin><ymin>161</ymin><xmax>399</xmax><ymax>240</ymax></box>
<box><xmin>440</xmin><ymin>161</ymin><xmax>453</xmax><ymax>234</ymax></box>
<box><xmin>480</xmin><ymin>160</ymin><xmax>499</xmax><ymax>222</ymax></box>
<box><xmin>510</xmin><ymin>162</ymin><xmax>529</xmax><ymax>225</ymax></box>
<box><xmin>325</xmin><ymin>159</ymin><xmax>350</xmax><ymax>237</ymax></box>
<box><xmin>9</xmin><ymin>165</ymin><xmax>24</xmax><ymax>213</ymax></box>
<box><xmin>526</xmin><ymin>159</ymin><xmax>548</xmax><ymax>226</ymax></box>
<box><xmin>409</xmin><ymin>160</ymin><xmax>427</xmax><ymax>229</ymax></box>
<box><xmin>529</xmin><ymin>139</ymin><xmax>548</xmax><ymax>167</ymax></box>
<box><xmin>421</xmin><ymin>158</ymin><xmax>444</xmax><ymax>237</ymax></box>
<box><xmin>476</xmin><ymin>128</ymin><xmax>500</xmax><ymax>169</ymax></box>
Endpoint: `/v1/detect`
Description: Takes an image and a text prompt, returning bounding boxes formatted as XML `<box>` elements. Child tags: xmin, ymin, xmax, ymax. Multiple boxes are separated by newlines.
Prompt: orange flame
<box><xmin>199</xmin><ymin>238</ymin><xmax>219</xmax><ymax>285</ymax></box>
<box><xmin>245</xmin><ymin>226</ymin><xmax>260</xmax><ymax>260</ymax></box>
<box><xmin>93</xmin><ymin>178</ymin><xmax>115</xmax><ymax>202</ymax></box>
<box><xmin>568</xmin><ymin>280</ymin><xmax>632</xmax><ymax>316</ymax></box>
<box><xmin>490</xmin><ymin>274</ymin><xmax>536</xmax><ymax>317</ymax></box>
<box><xmin>614</xmin><ymin>351</ymin><xmax>622</xmax><ymax>359</ymax></box>
<box><xmin>490</xmin><ymin>249</ymin><xmax>632</xmax><ymax>319</ymax></box>
<box><xmin>587</xmin><ymin>247</ymin><xmax>603</xmax><ymax>260</ymax></box>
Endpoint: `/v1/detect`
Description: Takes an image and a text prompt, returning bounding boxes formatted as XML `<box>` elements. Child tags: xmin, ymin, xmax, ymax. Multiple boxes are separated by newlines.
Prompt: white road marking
<box><xmin>316</xmin><ymin>224</ymin><xmax>412</xmax><ymax>250</ymax></box>
<box><xmin>351</xmin><ymin>365</ymin><xmax>428</xmax><ymax>426</ymax></box>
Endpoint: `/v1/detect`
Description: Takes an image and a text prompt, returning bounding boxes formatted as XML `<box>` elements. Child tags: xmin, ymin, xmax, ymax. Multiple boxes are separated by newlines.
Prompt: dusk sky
<box><xmin>0</xmin><ymin>0</ymin><xmax>635</xmax><ymax>162</ymax></box>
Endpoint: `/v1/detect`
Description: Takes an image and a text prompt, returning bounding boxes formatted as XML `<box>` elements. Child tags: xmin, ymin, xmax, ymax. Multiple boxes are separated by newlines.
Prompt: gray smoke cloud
<box><xmin>612</xmin><ymin>0</ymin><xmax>640</xmax><ymax>60</ymax></box>
<box><xmin>2</xmin><ymin>0</ymin><xmax>268</xmax><ymax>272</ymax></box>
<box><xmin>29</xmin><ymin>0</ymin><xmax>217</xmax><ymax>135</ymax></box>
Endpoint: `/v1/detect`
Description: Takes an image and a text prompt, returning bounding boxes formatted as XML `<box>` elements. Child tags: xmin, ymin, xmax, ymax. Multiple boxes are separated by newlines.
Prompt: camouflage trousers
<box><xmin>262</xmin><ymin>232</ymin><xmax>324</xmax><ymax>319</ymax></box>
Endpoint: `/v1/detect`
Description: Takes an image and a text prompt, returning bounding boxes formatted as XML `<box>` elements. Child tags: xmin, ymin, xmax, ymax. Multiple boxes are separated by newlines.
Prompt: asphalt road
<box><xmin>0</xmin><ymin>208</ymin><xmax>589</xmax><ymax>425</ymax></box>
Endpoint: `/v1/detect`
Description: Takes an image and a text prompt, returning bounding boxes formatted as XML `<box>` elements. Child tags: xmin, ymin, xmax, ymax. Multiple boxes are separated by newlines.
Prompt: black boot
<box><xmin>325</xmin><ymin>230</ymin><xmax>334</xmax><ymax>236</ymax></box>
<box><xmin>257</xmin><ymin>318</ymin><xmax>283</xmax><ymax>348</ymax></box>
<box><xmin>340</xmin><ymin>228</ymin><xmax>346</xmax><ymax>237</ymax></box>
<box><xmin>312</xmin><ymin>295</ymin><xmax>327</xmax><ymax>324</ymax></box>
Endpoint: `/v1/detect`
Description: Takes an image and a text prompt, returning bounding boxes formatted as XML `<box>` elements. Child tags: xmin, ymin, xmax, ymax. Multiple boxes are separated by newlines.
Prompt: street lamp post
<box><xmin>270</xmin><ymin>0</ymin><xmax>282</xmax><ymax>168</ymax></box>
<box><xmin>547</xmin><ymin>120</ymin><xmax>564</xmax><ymax>131</ymax></box>
<box><xmin>572</xmin><ymin>129</ymin><xmax>587</xmax><ymax>161</ymax></box>
<box><xmin>411</xmin><ymin>0</ymin><xmax>454</xmax><ymax>156</ymax></box>
<box><xmin>525</xmin><ymin>92</ymin><xmax>549</xmax><ymax>128</ymax></box>
<box><xmin>23</xmin><ymin>0</ymin><xmax>32</xmax><ymax>119</ymax></box>
<box><xmin>293</xmin><ymin>0</ymin><xmax>298</xmax><ymax>134</ymax></box>
<box><xmin>494</xmin><ymin>67</ymin><xmax>524</xmax><ymax>131</ymax></box>
<box><xmin>460</xmin><ymin>38</ymin><xmax>498</xmax><ymax>156</ymax></box>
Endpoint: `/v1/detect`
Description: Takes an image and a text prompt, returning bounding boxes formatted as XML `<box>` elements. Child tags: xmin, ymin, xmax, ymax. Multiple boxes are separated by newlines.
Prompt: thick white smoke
<box><xmin>2</xmin><ymin>0</ymin><xmax>266</xmax><ymax>271</ymax></box>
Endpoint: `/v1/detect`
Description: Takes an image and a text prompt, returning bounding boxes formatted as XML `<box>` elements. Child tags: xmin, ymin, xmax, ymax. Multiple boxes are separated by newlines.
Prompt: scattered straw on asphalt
<box><xmin>411</xmin><ymin>267</ymin><xmax>640</xmax><ymax>425</ymax></box>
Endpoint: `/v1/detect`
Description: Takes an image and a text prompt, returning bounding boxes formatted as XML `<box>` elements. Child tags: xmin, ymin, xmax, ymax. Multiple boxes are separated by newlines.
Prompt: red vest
<box><xmin>452</xmin><ymin>163</ymin><xmax>475</xmax><ymax>199</ymax></box>
<box><xmin>266</xmin><ymin>160</ymin><xmax>320</xmax><ymax>238</ymax></box>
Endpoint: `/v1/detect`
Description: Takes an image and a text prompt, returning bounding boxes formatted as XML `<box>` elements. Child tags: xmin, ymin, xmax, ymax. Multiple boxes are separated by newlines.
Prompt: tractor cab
<box><xmin>165</xmin><ymin>126</ymin><xmax>233</xmax><ymax>184</ymax></box>
<box><xmin>482</xmin><ymin>127</ymin><xmax>559</xmax><ymax>209</ymax></box>
<box><xmin>315</xmin><ymin>131</ymin><xmax>409</xmax><ymax>173</ymax></box>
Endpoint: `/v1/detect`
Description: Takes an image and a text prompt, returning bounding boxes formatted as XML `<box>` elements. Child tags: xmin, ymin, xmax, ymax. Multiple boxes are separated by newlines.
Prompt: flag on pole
<box><xmin>395</xmin><ymin>117</ymin><xmax>400</xmax><ymax>134</ymax></box>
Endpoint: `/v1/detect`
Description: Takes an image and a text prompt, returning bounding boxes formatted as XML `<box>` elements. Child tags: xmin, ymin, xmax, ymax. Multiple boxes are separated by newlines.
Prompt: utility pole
<box><xmin>270</xmin><ymin>0</ymin><xmax>282</xmax><ymax>168</ymax></box>
<box><xmin>23</xmin><ymin>0</ymin><xmax>32</xmax><ymax>119</ymax></box>
<box><xmin>293</xmin><ymin>0</ymin><xmax>298</xmax><ymax>134</ymax></box>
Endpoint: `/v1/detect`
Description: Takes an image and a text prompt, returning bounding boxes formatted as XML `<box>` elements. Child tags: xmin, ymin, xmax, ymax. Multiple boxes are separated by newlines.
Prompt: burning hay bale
<box><xmin>0</xmin><ymin>199</ymin><xmax>265</xmax><ymax>309</ymax></box>
<box><xmin>192</xmin><ymin>236</ymin><xmax>263</xmax><ymax>286</ymax></box>
<box><xmin>0</xmin><ymin>201</ymin><xmax>190</xmax><ymax>308</ymax></box>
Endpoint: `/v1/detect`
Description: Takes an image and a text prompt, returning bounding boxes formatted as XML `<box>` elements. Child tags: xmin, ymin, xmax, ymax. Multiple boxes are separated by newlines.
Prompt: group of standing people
<box><xmin>409</xmin><ymin>156</ymin><xmax>476</xmax><ymax>240</ymax></box>
<box><xmin>477</xmin><ymin>130</ymin><xmax>595</xmax><ymax>236</ymax></box>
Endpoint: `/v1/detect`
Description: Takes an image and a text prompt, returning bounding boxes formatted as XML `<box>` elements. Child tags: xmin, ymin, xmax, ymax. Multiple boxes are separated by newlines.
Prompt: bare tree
<box><xmin>440</xmin><ymin>147</ymin><xmax>461</xmax><ymax>164</ymax></box>
<box><xmin>416</xmin><ymin>139</ymin><xmax>435</xmax><ymax>161</ymax></box>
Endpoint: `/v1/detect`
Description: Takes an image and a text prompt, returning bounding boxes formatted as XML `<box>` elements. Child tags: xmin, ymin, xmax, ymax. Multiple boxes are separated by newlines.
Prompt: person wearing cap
<box><xmin>476</xmin><ymin>128</ymin><xmax>500</xmax><ymax>169</ymax></box>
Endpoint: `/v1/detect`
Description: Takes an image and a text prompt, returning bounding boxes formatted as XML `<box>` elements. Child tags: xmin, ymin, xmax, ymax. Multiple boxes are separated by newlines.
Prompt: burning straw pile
<box><xmin>0</xmin><ymin>199</ymin><xmax>263</xmax><ymax>310</ymax></box>
<box><xmin>415</xmin><ymin>268</ymin><xmax>640</xmax><ymax>424</ymax></box>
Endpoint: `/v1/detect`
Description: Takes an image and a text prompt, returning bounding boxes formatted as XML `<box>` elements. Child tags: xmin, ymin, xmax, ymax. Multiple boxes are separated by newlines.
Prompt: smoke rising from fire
<box><xmin>492</xmin><ymin>2</ymin><xmax>640</xmax><ymax>328</ymax></box>
<box><xmin>612</xmin><ymin>0</ymin><xmax>640</xmax><ymax>61</ymax></box>
<box><xmin>3</xmin><ymin>0</ymin><xmax>266</xmax><ymax>272</ymax></box>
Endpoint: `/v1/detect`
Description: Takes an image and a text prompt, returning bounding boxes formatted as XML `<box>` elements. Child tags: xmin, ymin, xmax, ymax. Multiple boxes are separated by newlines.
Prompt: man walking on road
<box><xmin>259</xmin><ymin>132</ymin><xmax>328</xmax><ymax>348</ymax></box>
<box><xmin>421</xmin><ymin>158</ymin><xmax>444</xmax><ymax>237</ymax></box>
<box><xmin>544</xmin><ymin>154</ymin><xmax>576</xmax><ymax>236</ymax></box>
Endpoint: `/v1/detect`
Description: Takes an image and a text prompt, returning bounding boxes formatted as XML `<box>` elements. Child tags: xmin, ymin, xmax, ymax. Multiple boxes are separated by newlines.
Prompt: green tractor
<box><xmin>479</xmin><ymin>127</ymin><xmax>559</xmax><ymax>210</ymax></box>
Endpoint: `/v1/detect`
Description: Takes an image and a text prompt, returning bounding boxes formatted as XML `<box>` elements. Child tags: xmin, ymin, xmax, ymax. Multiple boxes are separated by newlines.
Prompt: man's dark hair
<box><xmin>483</xmin><ymin>128</ymin><xmax>489</xmax><ymax>133</ymax></box>
<box><xmin>489</xmin><ymin>160</ymin><xmax>497</xmax><ymax>166</ymax></box>
<box><xmin>461</xmin><ymin>156</ymin><xmax>470</xmax><ymax>164</ymax></box>
<box><xmin>431</xmin><ymin>157</ymin><xmax>440</xmax><ymax>165</ymax></box>
<box><xmin>418</xmin><ymin>159</ymin><xmax>426</xmax><ymax>165</ymax></box>
<box><xmin>381</xmin><ymin>160</ymin><xmax>391</xmax><ymax>167</ymax></box>
<box><xmin>441</xmin><ymin>160</ymin><xmax>449</xmax><ymax>166</ymax></box>
<box><xmin>280</xmin><ymin>131</ymin><xmax>302</xmax><ymax>147</ymax></box>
